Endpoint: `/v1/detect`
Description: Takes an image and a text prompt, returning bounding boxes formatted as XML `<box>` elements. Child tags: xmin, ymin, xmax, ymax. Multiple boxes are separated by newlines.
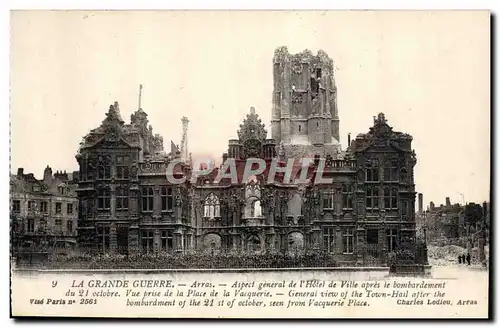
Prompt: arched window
<box><xmin>204</xmin><ymin>194</ymin><xmax>220</xmax><ymax>219</ymax></box>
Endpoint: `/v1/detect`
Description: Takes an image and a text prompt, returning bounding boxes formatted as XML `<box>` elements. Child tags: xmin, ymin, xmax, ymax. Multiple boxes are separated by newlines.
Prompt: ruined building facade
<box><xmin>75</xmin><ymin>47</ymin><xmax>419</xmax><ymax>266</ymax></box>
<box><xmin>10</xmin><ymin>167</ymin><xmax>79</xmax><ymax>251</ymax></box>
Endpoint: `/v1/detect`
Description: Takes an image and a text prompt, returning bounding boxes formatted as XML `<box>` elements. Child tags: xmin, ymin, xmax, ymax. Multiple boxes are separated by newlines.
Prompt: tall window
<box><xmin>141</xmin><ymin>230</ymin><xmax>154</xmax><ymax>253</ymax></box>
<box><xmin>27</xmin><ymin>218</ymin><xmax>34</xmax><ymax>233</ymax></box>
<box><xmin>116</xmin><ymin>155</ymin><xmax>130</xmax><ymax>179</ymax></box>
<box><xmin>401</xmin><ymin>200</ymin><xmax>409</xmax><ymax>217</ymax></box>
<box><xmin>55</xmin><ymin>202</ymin><xmax>62</xmax><ymax>213</ymax></box>
<box><xmin>384</xmin><ymin>188</ymin><xmax>398</xmax><ymax>210</ymax></box>
<box><xmin>141</xmin><ymin>187</ymin><xmax>154</xmax><ymax>212</ymax></box>
<box><xmin>384</xmin><ymin>160</ymin><xmax>399</xmax><ymax>182</ymax></box>
<box><xmin>161</xmin><ymin>230</ymin><xmax>174</xmax><ymax>251</ymax></box>
<box><xmin>322</xmin><ymin>190</ymin><xmax>335</xmax><ymax>210</ymax></box>
<box><xmin>343</xmin><ymin>227</ymin><xmax>354</xmax><ymax>254</ymax></box>
<box><xmin>366</xmin><ymin>187</ymin><xmax>379</xmax><ymax>209</ymax></box>
<box><xmin>98</xmin><ymin>163</ymin><xmax>111</xmax><ymax>180</ymax></box>
<box><xmin>203</xmin><ymin>194</ymin><xmax>220</xmax><ymax>218</ymax></box>
<box><xmin>40</xmin><ymin>201</ymin><xmax>48</xmax><ymax>213</ymax></box>
<box><xmin>386</xmin><ymin>229</ymin><xmax>398</xmax><ymax>252</ymax></box>
<box><xmin>67</xmin><ymin>203</ymin><xmax>73</xmax><ymax>214</ymax></box>
<box><xmin>161</xmin><ymin>187</ymin><xmax>173</xmax><ymax>211</ymax></box>
<box><xmin>12</xmin><ymin>200</ymin><xmax>20</xmax><ymax>213</ymax></box>
<box><xmin>67</xmin><ymin>220</ymin><xmax>73</xmax><ymax>234</ymax></box>
<box><xmin>365</xmin><ymin>161</ymin><xmax>379</xmax><ymax>182</ymax></box>
<box><xmin>28</xmin><ymin>201</ymin><xmax>35</xmax><ymax>211</ymax></box>
<box><xmin>97</xmin><ymin>227</ymin><xmax>110</xmax><ymax>252</ymax></box>
<box><xmin>342</xmin><ymin>184</ymin><xmax>353</xmax><ymax>209</ymax></box>
<box><xmin>97</xmin><ymin>188</ymin><xmax>111</xmax><ymax>210</ymax></box>
<box><xmin>323</xmin><ymin>227</ymin><xmax>335</xmax><ymax>253</ymax></box>
<box><xmin>116</xmin><ymin>187</ymin><xmax>129</xmax><ymax>211</ymax></box>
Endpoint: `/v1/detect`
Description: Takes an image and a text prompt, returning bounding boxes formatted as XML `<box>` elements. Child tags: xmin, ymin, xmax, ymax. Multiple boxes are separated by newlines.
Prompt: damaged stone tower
<box><xmin>271</xmin><ymin>46</ymin><xmax>341</xmax><ymax>158</ymax></box>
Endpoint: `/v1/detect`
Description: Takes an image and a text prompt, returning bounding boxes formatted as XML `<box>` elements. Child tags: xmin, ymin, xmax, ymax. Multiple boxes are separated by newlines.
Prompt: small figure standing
<box><xmin>461</xmin><ymin>254</ymin><xmax>466</xmax><ymax>264</ymax></box>
<box><xmin>458</xmin><ymin>255</ymin><xmax>462</xmax><ymax>264</ymax></box>
<box><xmin>466</xmin><ymin>253</ymin><xmax>471</xmax><ymax>266</ymax></box>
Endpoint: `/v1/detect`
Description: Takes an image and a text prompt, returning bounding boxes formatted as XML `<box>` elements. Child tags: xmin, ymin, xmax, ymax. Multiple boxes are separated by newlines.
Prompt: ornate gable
<box><xmin>351</xmin><ymin>113</ymin><xmax>413</xmax><ymax>153</ymax></box>
<box><xmin>237</xmin><ymin>107</ymin><xmax>267</xmax><ymax>159</ymax></box>
<box><xmin>237</xmin><ymin>107</ymin><xmax>267</xmax><ymax>142</ymax></box>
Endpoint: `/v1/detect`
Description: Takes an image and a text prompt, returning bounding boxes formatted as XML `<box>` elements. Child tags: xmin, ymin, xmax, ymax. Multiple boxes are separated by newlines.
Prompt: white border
<box><xmin>2</xmin><ymin>1</ymin><xmax>498</xmax><ymax>327</ymax></box>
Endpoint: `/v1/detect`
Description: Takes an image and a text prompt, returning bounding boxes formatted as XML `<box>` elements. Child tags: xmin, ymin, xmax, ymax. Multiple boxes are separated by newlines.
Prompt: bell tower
<box><xmin>271</xmin><ymin>46</ymin><xmax>341</xmax><ymax>158</ymax></box>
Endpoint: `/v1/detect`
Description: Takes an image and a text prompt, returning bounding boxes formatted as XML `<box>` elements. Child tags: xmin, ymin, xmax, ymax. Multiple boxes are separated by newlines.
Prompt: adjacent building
<box><xmin>74</xmin><ymin>47</ymin><xmax>420</xmax><ymax>266</ymax></box>
<box><xmin>10</xmin><ymin>166</ymin><xmax>79</xmax><ymax>252</ymax></box>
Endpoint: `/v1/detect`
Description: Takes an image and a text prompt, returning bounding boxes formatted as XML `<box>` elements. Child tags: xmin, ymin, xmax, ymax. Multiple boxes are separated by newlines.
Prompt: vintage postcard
<box><xmin>9</xmin><ymin>10</ymin><xmax>491</xmax><ymax>319</ymax></box>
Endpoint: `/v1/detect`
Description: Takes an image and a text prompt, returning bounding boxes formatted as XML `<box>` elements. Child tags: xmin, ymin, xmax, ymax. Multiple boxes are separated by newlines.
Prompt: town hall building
<box><xmin>75</xmin><ymin>47</ymin><xmax>419</xmax><ymax>266</ymax></box>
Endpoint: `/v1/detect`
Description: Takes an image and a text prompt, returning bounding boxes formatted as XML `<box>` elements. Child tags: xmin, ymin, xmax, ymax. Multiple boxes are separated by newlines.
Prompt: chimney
<box><xmin>418</xmin><ymin>193</ymin><xmax>423</xmax><ymax>213</ymax></box>
<box><xmin>446</xmin><ymin>197</ymin><xmax>451</xmax><ymax>207</ymax></box>
<box><xmin>17</xmin><ymin>168</ymin><xmax>24</xmax><ymax>177</ymax></box>
<box><xmin>483</xmin><ymin>202</ymin><xmax>488</xmax><ymax>218</ymax></box>
<box><xmin>347</xmin><ymin>133</ymin><xmax>351</xmax><ymax>147</ymax></box>
<box><xmin>430</xmin><ymin>201</ymin><xmax>435</xmax><ymax>211</ymax></box>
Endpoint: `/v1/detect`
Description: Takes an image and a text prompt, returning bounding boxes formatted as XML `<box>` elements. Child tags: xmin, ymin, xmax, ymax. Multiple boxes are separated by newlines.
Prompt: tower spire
<box><xmin>138</xmin><ymin>84</ymin><xmax>143</xmax><ymax>109</ymax></box>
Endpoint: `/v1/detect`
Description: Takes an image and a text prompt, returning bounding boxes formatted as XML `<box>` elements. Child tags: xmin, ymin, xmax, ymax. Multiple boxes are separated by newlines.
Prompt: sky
<box><xmin>10</xmin><ymin>10</ymin><xmax>490</xmax><ymax>206</ymax></box>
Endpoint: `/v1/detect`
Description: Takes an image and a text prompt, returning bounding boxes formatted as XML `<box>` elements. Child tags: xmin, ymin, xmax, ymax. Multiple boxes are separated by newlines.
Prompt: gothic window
<box><xmin>55</xmin><ymin>202</ymin><xmax>62</xmax><ymax>213</ymax></box>
<box><xmin>204</xmin><ymin>194</ymin><xmax>220</xmax><ymax>219</ymax></box>
<box><xmin>97</xmin><ymin>163</ymin><xmax>111</xmax><ymax>180</ymax></box>
<box><xmin>116</xmin><ymin>156</ymin><xmax>130</xmax><ymax>180</ymax></box>
<box><xmin>161</xmin><ymin>186</ymin><xmax>173</xmax><ymax>211</ymax></box>
<box><xmin>365</xmin><ymin>161</ymin><xmax>379</xmax><ymax>182</ymax></box>
<box><xmin>67</xmin><ymin>203</ymin><xmax>73</xmax><ymax>214</ymax></box>
<box><xmin>343</xmin><ymin>227</ymin><xmax>354</xmax><ymax>254</ymax></box>
<box><xmin>141</xmin><ymin>230</ymin><xmax>154</xmax><ymax>253</ymax></box>
<box><xmin>28</xmin><ymin>201</ymin><xmax>35</xmax><ymax>211</ymax></box>
<box><xmin>366</xmin><ymin>187</ymin><xmax>379</xmax><ymax>209</ymax></box>
<box><xmin>161</xmin><ymin>230</ymin><xmax>174</xmax><ymax>251</ymax></box>
<box><xmin>383</xmin><ymin>160</ymin><xmax>399</xmax><ymax>182</ymax></box>
<box><xmin>322</xmin><ymin>190</ymin><xmax>335</xmax><ymax>210</ymax></box>
<box><xmin>386</xmin><ymin>229</ymin><xmax>399</xmax><ymax>252</ymax></box>
<box><xmin>323</xmin><ymin>227</ymin><xmax>335</xmax><ymax>253</ymax></box>
<box><xmin>384</xmin><ymin>188</ymin><xmax>398</xmax><ymax>210</ymax></box>
<box><xmin>97</xmin><ymin>226</ymin><xmax>110</xmax><ymax>252</ymax></box>
<box><xmin>342</xmin><ymin>184</ymin><xmax>353</xmax><ymax>209</ymax></box>
<box><xmin>141</xmin><ymin>187</ymin><xmax>154</xmax><ymax>212</ymax></box>
<box><xmin>97</xmin><ymin>188</ymin><xmax>111</xmax><ymax>210</ymax></box>
<box><xmin>116</xmin><ymin>187</ymin><xmax>129</xmax><ymax>211</ymax></box>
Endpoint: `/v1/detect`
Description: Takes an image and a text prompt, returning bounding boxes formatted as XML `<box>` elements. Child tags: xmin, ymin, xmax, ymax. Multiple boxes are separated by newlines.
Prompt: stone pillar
<box><xmin>128</xmin><ymin>225</ymin><xmax>139</xmax><ymax>255</ymax></box>
<box><xmin>378</xmin><ymin>228</ymin><xmax>387</xmax><ymax>262</ymax></box>
<box><xmin>153</xmin><ymin>187</ymin><xmax>161</xmax><ymax>217</ymax></box>
<box><xmin>154</xmin><ymin>230</ymin><xmax>161</xmax><ymax>253</ymax></box>
<box><xmin>312</xmin><ymin>227</ymin><xmax>322</xmax><ymax>250</ymax></box>
<box><xmin>109</xmin><ymin>222</ymin><xmax>117</xmax><ymax>253</ymax></box>
<box><xmin>174</xmin><ymin>227</ymin><xmax>183</xmax><ymax>252</ymax></box>
<box><xmin>335</xmin><ymin>226</ymin><xmax>343</xmax><ymax>254</ymax></box>
<box><xmin>110</xmin><ymin>185</ymin><xmax>116</xmax><ymax>219</ymax></box>
<box><xmin>356</xmin><ymin>227</ymin><xmax>365</xmax><ymax>265</ymax></box>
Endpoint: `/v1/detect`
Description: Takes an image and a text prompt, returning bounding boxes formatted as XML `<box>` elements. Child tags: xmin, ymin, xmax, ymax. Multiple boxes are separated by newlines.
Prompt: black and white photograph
<box><xmin>9</xmin><ymin>10</ymin><xmax>490</xmax><ymax>319</ymax></box>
